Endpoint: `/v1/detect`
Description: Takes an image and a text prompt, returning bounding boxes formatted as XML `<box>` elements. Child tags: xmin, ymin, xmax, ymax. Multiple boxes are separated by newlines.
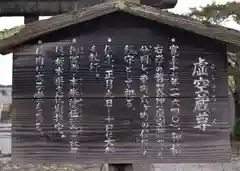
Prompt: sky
<box><xmin>0</xmin><ymin>0</ymin><xmax>240</xmax><ymax>85</ymax></box>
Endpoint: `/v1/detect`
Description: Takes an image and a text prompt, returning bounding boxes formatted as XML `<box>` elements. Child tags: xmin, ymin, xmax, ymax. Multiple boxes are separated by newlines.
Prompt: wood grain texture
<box><xmin>0</xmin><ymin>0</ymin><xmax>240</xmax><ymax>54</ymax></box>
<box><xmin>12</xmin><ymin>13</ymin><xmax>231</xmax><ymax>164</ymax></box>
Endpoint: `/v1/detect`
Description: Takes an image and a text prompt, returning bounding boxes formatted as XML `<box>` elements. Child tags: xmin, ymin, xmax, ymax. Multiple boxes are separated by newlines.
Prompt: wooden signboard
<box><xmin>11</xmin><ymin>13</ymin><xmax>231</xmax><ymax>164</ymax></box>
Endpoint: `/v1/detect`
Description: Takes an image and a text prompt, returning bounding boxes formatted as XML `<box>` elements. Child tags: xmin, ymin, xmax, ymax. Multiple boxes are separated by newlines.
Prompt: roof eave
<box><xmin>0</xmin><ymin>0</ymin><xmax>240</xmax><ymax>55</ymax></box>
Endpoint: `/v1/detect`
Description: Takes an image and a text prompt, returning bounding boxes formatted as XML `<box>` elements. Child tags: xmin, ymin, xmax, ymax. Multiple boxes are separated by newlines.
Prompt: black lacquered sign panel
<box><xmin>12</xmin><ymin>20</ymin><xmax>230</xmax><ymax>163</ymax></box>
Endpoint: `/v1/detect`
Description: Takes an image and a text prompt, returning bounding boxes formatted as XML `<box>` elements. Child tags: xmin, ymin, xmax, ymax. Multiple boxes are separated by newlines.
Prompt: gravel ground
<box><xmin>0</xmin><ymin>162</ymin><xmax>105</xmax><ymax>171</ymax></box>
<box><xmin>0</xmin><ymin>158</ymin><xmax>239</xmax><ymax>171</ymax></box>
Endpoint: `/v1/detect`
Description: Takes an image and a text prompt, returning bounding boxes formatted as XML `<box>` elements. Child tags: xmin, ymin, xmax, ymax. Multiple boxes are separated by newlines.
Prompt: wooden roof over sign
<box><xmin>0</xmin><ymin>0</ymin><xmax>240</xmax><ymax>55</ymax></box>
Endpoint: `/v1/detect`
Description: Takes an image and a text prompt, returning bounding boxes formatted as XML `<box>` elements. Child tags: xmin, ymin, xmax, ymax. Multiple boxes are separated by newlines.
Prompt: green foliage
<box><xmin>188</xmin><ymin>1</ymin><xmax>240</xmax><ymax>24</ymax></box>
<box><xmin>228</xmin><ymin>52</ymin><xmax>240</xmax><ymax>92</ymax></box>
<box><xmin>0</xmin><ymin>25</ymin><xmax>24</xmax><ymax>40</ymax></box>
<box><xmin>229</xmin><ymin>76</ymin><xmax>235</xmax><ymax>93</ymax></box>
<box><xmin>234</xmin><ymin>120</ymin><xmax>240</xmax><ymax>141</ymax></box>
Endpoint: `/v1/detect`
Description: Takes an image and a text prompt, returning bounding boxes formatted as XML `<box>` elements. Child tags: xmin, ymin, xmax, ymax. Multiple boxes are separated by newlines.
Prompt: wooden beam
<box><xmin>0</xmin><ymin>0</ymin><xmax>104</xmax><ymax>16</ymax></box>
<box><xmin>24</xmin><ymin>15</ymin><xmax>39</xmax><ymax>24</ymax></box>
<box><xmin>141</xmin><ymin>0</ymin><xmax>177</xmax><ymax>8</ymax></box>
<box><xmin>0</xmin><ymin>0</ymin><xmax>177</xmax><ymax>16</ymax></box>
<box><xmin>109</xmin><ymin>164</ymin><xmax>133</xmax><ymax>171</ymax></box>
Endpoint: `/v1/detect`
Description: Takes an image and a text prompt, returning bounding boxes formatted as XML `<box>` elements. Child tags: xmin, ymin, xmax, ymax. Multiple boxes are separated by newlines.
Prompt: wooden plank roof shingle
<box><xmin>0</xmin><ymin>0</ymin><xmax>240</xmax><ymax>55</ymax></box>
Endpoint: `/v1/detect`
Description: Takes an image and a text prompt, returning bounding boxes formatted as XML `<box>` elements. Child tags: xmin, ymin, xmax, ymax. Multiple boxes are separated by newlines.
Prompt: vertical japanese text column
<box><xmin>89</xmin><ymin>45</ymin><xmax>100</xmax><ymax>78</ymax></box>
<box><xmin>54</xmin><ymin>45</ymin><xmax>65</xmax><ymax>138</ymax></box>
<box><xmin>192</xmin><ymin>57</ymin><xmax>211</xmax><ymax>132</ymax></box>
<box><xmin>210</xmin><ymin>64</ymin><xmax>217</xmax><ymax>125</ymax></box>
<box><xmin>169</xmin><ymin>38</ymin><xmax>181</xmax><ymax>156</ymax></box>
<box><xmin>124</xmin><ymin>45</ymin><xmax>136</xmax><ymax>113</ymax></box>
<box><xmin>154</xmin><ymin>45</ymin><xmax>166</xmax><ymax>157</ymax></box>
<box><xmin>139</xmin><ymin>45</ymin><xmax>151</xmax><ymax>156</ymax></box>
<box><xmin>104</xmin><ymin>39</ymin><xmax>115</xmax><ymax>153</ymax></box>
<box><xmin>68</xmin><ymin>38</ymin><xmax>82</xmax><ymax>153</ymax></box>
<box><xmin>35</xmin><ymin>40</ymin><xmax>44</xmax><ymax>136</ymax></box>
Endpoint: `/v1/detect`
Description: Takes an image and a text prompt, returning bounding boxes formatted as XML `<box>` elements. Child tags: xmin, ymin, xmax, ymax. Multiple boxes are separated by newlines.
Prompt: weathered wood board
<box><xmin>12</xmin><ymin>12</ymin><xmax>231</xmax><ymax>164</ymax></box>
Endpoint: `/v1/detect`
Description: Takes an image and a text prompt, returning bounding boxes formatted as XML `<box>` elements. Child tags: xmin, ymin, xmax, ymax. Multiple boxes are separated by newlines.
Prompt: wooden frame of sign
<box><xmin>0</xmin><ymin>0</ymin><xmax>237</xmax><ymax>166</ymax></box>
<box><xmin>11</xmin><ymin>12</ymin><xmax>231</xmax><ymax>164</ymax></box>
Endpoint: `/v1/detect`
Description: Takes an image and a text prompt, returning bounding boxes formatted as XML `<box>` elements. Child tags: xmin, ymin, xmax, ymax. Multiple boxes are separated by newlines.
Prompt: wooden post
<box><xmin>109</xmin><ymin>164</ymin><xmax>133</xmax><ymax>171</ymax></box>
<box><xmin>24</xmin><ymin>15</ymin><xmax>39</xmax><ymax>24</ymax></box>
